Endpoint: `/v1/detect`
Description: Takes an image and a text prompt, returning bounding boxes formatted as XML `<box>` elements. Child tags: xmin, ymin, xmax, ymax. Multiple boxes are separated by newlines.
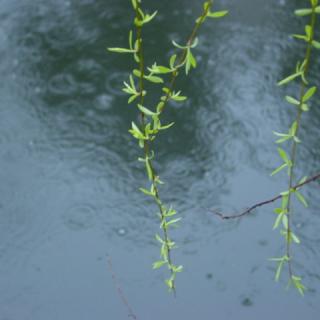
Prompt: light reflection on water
<box><xmin>0</xmin><ymin>0</ymin><xmax>319</xmax><ymax>319</ymax></box>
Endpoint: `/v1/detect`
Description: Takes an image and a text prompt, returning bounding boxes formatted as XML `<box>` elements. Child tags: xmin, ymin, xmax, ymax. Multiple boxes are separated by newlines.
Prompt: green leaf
<box><xmin>208</xmin><ymin>10</ymin><xmax>229</xmax><ymax>18</ymax></box>
<box><xmin>282</xmin><ymin>215</ymin><xmax>289</xmax><ymax>230</ymax></box>
<box><xmin>172</xmin><ymin>40</ymin><xmax>187</xmax><ymax>50</ymax></box>
<box><xmin>271</xmin><ymin>163</ymin><xmax>287</xmax><ymax>176</ymax></box>
<box><xmin>305</xmin><ymin>25</ymin><xmax>312</xmax><ymax>39</ymax></box>
<box><xmin>171</xmin><ymin>91</ymin><xmax>187</xmax><ymax>101</ymax></box>
<box><xmin>190</xmin><ymin>37</ymin><xmax>199</xmax><ymax>48</ymax></box>
<box><xmin>303</xmin><ymin>86</ymin><xmax>317</xmax><ymax>101</ymax></box>
<box><xmin>273</xmin><ymin>211</ymin><xmax>285</xmax><ymax>230</ymax></box>
<box><xmin>295</xmin><ymin>191</ymin><xmax>308</xmax><ymax>207</ymax></box>
<box><xmin>128</xmin><ymin>30</ymin><xmax>133</xmax><ymax>49</ymax></box>
<box><xmin>133</xmin><ymin>69</ymin><xmax>142</xmax><ymax>77</ymax></box>
<box><xmin>171</xmin><ymin>95</ymin><xmax>187</xmax><ymax>102</ymax></box>
<box><xmin>285</xmin><ymin>96</ymin><xmax>300</xmax><ymax>105</ymax></box>
<box><xmin>165</xmin><ymin>208</ymin><xmax>177</xmax><ymax>217</ymax></box>
<box><xmin>128</xmin><ymin>94</ymin><xmax>139</xmax><ymax>104</ymax></box>
<box><xmin>290</xmin><ymin>232</ymin><xmax>301</xmax><ymax>244</ymax></box>
<box><xmin>169</xmin><ymin>54</ymin><xmax>177</xmax><ymax>69</ymax></box>
<box><xmin>290</xmin><ymin>121</ymin><xmax>298</xmax><ymax>136</ymax></box>
<box><xmin>294</xmin><ymin>8</ymin><xmax>313</xmax><ymax>16</ymax></box>
<box><xmin>137</xmin><ymin>104</ymin><xmax>158</xmax><ymax>116</ymax></box>
<box><xmin>278</xmin><ymin>148</ymin><xmax>289</xmax><ymax>164</ymax></box>
<box><xmin>273</xmin><ymin>131</ymin><xmax>292</xmax><ymax>144</ymax></box>
<box><xmin>142</xmin><ymin>11</ymin><xmax>158</xmax><ymax>25</ymax></box>
<box><xmin>156</xmin><ymin>102</ymin><xmax>165</xmax><ymax>113</ymax></box>
<box><xmin>185</xmin><ymin>49</ymin><xmax>197</xmax><ymax>75</ymax></box>
<box><xmin>316</xmin><ymin>6</ymin><xmax>320</xmax><ymax>13</ymax></box>
<box><xmin>144</xmin><ymin>75</ymin><xmax>164</xmax><ymax>83</ymax></box>
<box><xmin>291</xmin><ymin>275</ymin><xmax>306</xmax><ymax>296</ymax></box>
<box><xmin>166</xmin><ymin>218</ymin><xmax>181</xmax><ymax>227</ymax></box>
<box><xmin>312</xmin><ymin>40</ymin><xmax>320</xmax><ymax>49</ymax></box>
<box><xmin>165</xmin><ymin>279</ymin><xmax>174</xmax><ymax>290</ymax></box>
<box><xmin>281</xmin><ymin>194</ymin><xmax>289</xmax><ymax>210</ymax></box>
<box><xmin>148</xmin><ymin>64</ymin><xmax>172</xmax><ymax>74</ymax></box>
<box><xmin>155</xmin><ymin>234</ymin><xmax>164</xmax><ymax>244</ymax></box>
<box><xmin>152</xmin><ymin>260</ymin><xmax>167</xmax><ymax>269</ymax></box>
<box><xmin>292</xmin><ymin>34</ymin><xmax>308</xmax><ymax>41</ymax></box>
<box><xmin>131</xmin><ymin>0</ymin><xmax>137</xmax><ymax>9</ymax></box>
<box><xmin>159</xmin><ymin>122</ymin><xmax>175</xmax><ymax>130</ymax></box>
<box><xmin>107</xmin><ymin>47</ymin><xmax>136</xmax><ymax>53</ymax></box>
<box><xmin>145</xmin><ymin>159</ymin><xmax>153</xmax><ymax>181</ymax></box>
<box><xmin>172</xmin><ymin>265</ymin><xmax>183</xmax><ymax>273</ymax></box>
<box><xmin>278</xmin><ymin>72</ymin><xmax>301</xmax><ymax>86</ymax></box>
<box><xmin>275</xmin><ymin>260</ymin><xmax>285</xmax><ymax>282</ymax></box>
<box><xmin>129</xmin><ymin>122</ymin><xmax>146</xmax><ymax>140</ymax></box>
<box><xmin>139</xmin><ymin>187</ymin><xmax>154</xmax><ymax>197</ymax></box>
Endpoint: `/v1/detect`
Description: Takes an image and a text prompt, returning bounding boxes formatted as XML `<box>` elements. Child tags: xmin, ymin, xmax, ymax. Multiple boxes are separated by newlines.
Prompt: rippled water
<box><xmin>0</xmin><ymin>0</ymin><xmax>319</xmax><ymax>319</ymax></box>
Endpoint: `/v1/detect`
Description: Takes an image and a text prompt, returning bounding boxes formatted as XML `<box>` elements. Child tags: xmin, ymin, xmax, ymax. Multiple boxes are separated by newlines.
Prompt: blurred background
<box><xmin>0</xmin><ymin>0</ymin><xmax>319</xmax><ymax>319</ymax></box>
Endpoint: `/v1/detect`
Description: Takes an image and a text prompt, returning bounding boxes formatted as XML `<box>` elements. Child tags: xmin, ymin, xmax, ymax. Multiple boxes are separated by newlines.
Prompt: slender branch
<box><xmin>134</xmin><ymin>1</ymin><xmax>177</xmax><ymax>294</ymax></box>
<box><xmin>107</xmin><ymin>256</ymin><xmax>138</xmax><ymax>320</ymax></box>
<box><xmin>212</xmin><ymin>172</ymin><xmax>320</xmax><ymax>220</ymax></box>
<box><xmin>284</xmin><ymin>5</ymin><xmax>317</xmax><ymax>279</ymax></box>
<box><xmin>157</xmin><ymin>0</ymin><xmax>213</xmax><ymax>114</ymax></box>
<box><xmin>133</xmin><ymin>1</ymin><xmax>215</xmax><ymax>294</ymax></box>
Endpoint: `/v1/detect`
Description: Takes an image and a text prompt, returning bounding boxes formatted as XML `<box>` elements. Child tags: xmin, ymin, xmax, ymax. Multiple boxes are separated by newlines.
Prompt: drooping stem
<box><xmin>285</xmin><ymin>5</ymin><xmax>317</xmax><ymax>278</ymax></box>
<box><xmin>158</xmin><ymin>0</ymin><xmax>214</xmax><ymax>114</ymax></box>
<box><xmin>133</xmin><ymin>0</ymin><xmax>217</xmax><ymax>293</ymax></box>
<box><xmin>133</xmin><ymin>1</ymin><xmax>177</xmax><ymax>292</ymax></box>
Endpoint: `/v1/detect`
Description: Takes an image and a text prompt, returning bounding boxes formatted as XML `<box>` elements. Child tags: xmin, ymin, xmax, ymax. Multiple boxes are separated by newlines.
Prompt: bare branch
<box><xmin>107</xmin><ymin>255</ymin><xmax>138</xmax><ymax>319</ymax></box>
<box><xmin>212</xmin><ymin>172</ymin><xmax>320</xmax><ymax>220</ymax></box>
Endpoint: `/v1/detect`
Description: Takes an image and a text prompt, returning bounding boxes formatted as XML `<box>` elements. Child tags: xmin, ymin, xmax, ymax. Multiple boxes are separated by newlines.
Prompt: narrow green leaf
<box><xmin>137</xmin><ymin>104</ymin><xmax>158</xmax><ymax>116</ymax></box>
<box><xmin>131</xmin><ymin>0</ymin><xmax>137</xmax><ymax>9</ymax></box>
<box><xmin>285</xmin><ymin>96</ymin><xmax>300</xmax><ymax>105</ymax></box>
<box><xmin>295</xmin><ymin>191</ymin><xmax>308</xmax><ymax>207</ymax></box>
<box><xmin>271</xmin><ymin>163</ymin><xmax>287</xmax><ymax>176</ymax></box>
<box><xmin>282</xmin><ymin>215</ymin><xmax>289</xmax><ymax>230</ymax></box>
<box><xmin>294</xmin><ymin>8</ymin><xmax>313</xmax><ymax>16</ymax></box>
<box><xmin>208</xmin><ymin>10</ymin><xmax>229</xmax><ymax>18</ymax></box>
<box><xmin>153</xmin><ymin>260</ymin><xmax>167</xmax><ymax>269</ymax></box>
<box><xmin>169</xmin><ymin>54</ymin><xmax>177</xmax><ymax>69</ymax></box>
<box><xmin>312</xmin><ymin>40</ymin><xmax>320</xmax><ymax>49</ymax></box>
<box><xmin>155</xmin><ymin>234</ymin><xmax>164</xmax><ymax>244</ymax></box>
<box><xmin>278</xmin><ymin>72</ymin><xmax>301</xmax><ymax>86</ymax></box>
<box><xmin>133</xmin><ymin>69</ymin><xmax>142</xmax><ymax>77</ymax></box>
<box><xmin>291</xmin><ymin>232</ymin><xmax>301</xmax><ymax>244</ymax></box>
<box><xmin>275</xmin><ymin>260</ymin><xmax>284</xmax><ymax>282</ymax></box>
<box><xmin>108</xmin><ymin>47</ymin><xmax>136</xmax><ymax>53</ymax></box>
<box><xmin>140</xmin><ymin>187</ymin><xmax>154</xmax><ymax>196</ymax></box>
<box><xmin>303</xmin><ymin>86</ymin><xmax>317</xmax><ymax>101</ymax></box>
<box><xmin>159</xmin><ymin>122</ymin><xmax>175</xmax><ymax>130</ymax></box>
<box><xmin>166</xmin><ymin>218</ymin><xmax>181</xmax><ymax>227</ymax></box>
<box><xmin>144</xmin><ymin>75</ymin><xmax>164</xmax><ymax>83</ymax></box>
<box><xmin>128</xmin><ymin>94</ymin><xmax>138</xmax><ymax>104</ymax></box>
<box><xmin>273</xmin><ymin>212</ymin><xmax>284</xmax><ymax>230</ymax></box>
<box><xmin>278</xmin><ymin>148</ymin><xmax>289</xmax><ymax>164</ymax></box>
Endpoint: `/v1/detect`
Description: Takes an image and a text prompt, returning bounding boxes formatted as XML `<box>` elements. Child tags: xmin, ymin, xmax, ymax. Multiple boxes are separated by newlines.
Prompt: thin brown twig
<box><xmin>107</xmin><ymin>255</ymin><xmax>138</xmax><ymax>320</ymax></box>
<box><xmin>212</xmin><ymin>172</ymin><xmax>320</xmax><ymax>220</ymax></box>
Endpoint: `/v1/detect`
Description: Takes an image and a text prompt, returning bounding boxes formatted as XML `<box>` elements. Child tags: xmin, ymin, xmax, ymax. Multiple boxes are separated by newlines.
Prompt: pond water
<box><xmin>0</xmin><ymin>0</ymin><xmax>319</xmax><ymax>319</ymax></box>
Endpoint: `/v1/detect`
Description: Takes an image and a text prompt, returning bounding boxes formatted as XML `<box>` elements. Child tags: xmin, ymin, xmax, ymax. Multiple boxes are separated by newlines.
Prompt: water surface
<box><xmin>0</xmin><ymin>0</ymin><xmax>319</xmax><ymax>319</ymax></box>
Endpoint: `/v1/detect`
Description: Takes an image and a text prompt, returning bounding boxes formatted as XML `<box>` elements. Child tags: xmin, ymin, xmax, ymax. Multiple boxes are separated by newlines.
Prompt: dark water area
<box><xmin>0</xmin><ymin>0</ymin><xmax>319</xmax><ymax>319</ymax></box>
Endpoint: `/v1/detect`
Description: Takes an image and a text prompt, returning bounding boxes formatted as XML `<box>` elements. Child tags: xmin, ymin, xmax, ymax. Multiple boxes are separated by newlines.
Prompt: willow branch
<box><xmin>212</xmin><ymin>172</ymin><xmax>320</xmax><ymax>220</ymax></box>
<box><xmin>157</xmin><ymin>0</ymin><xmax>213</xmax><ymax>114</ymax></box>
<box><xmin>107</xmin><ymin>256</ymin><xmax>138</xmax><ymax>320</ymax></box>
